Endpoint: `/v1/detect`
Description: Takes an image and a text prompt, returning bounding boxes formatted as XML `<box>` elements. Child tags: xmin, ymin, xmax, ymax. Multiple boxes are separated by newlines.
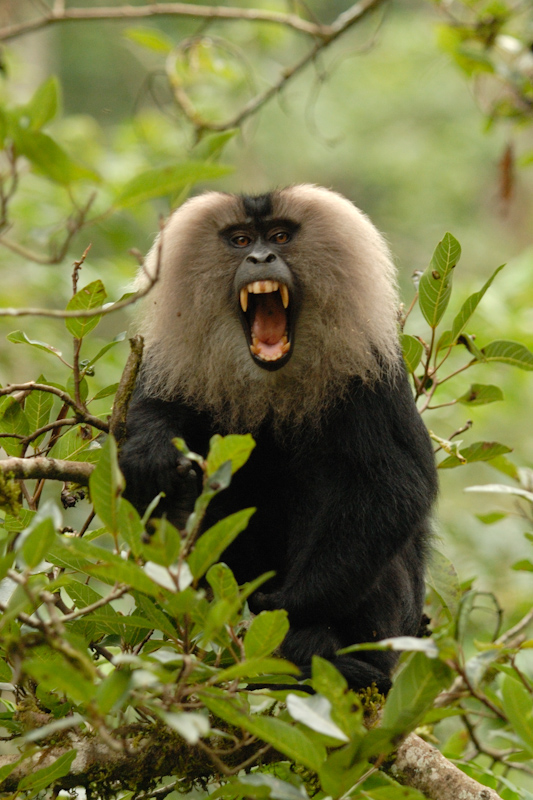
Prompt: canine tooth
<box><xmin>281</xmin><ymin>335</ymin><xmax>288</xmax><ymax>345</ymax></box>
<box><xmin>281</xmin><ymin>342</ymin><xmax>291</xmax><ymax>354</ymax></box>
<box><xmin>250</xmin><ymin>345</ymin><xmax>260</xmax><ymax>355</ymax></box>
<box><xmin>280</xmin><ymin>284</ymin><xmax>289</xmax><ymax>308</ymax></box>
<box><xmin>252</xmin><ymin>336</ymin><xmax>259</xmax><ymax>346</ymax></box>
<box><xmin>240</xmin><ymin>287</ymin><xmax>248</xmax><ymax>312</ymax></box>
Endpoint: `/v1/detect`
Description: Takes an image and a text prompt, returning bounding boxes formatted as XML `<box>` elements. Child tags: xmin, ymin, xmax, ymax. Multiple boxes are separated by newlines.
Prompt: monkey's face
<box><xmin>221</xmin><ymin>218</ymin><xmax>300</xmax><ymax>372</ymax></box>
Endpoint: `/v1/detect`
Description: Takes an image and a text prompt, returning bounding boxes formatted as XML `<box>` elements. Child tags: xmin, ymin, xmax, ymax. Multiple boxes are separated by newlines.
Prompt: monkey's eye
<box><xmin>230</xmin><ymin>233</ymin><xmax>252</xmax><ymax>248</ymax></box>
<box><xmin>269</xmin><ymin>230</ymin><xmax>291</xmax><ymax>245</ymax></box>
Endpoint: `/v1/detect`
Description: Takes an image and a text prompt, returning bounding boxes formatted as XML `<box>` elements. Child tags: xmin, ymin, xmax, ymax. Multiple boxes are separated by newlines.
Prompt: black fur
<box><xmin>241</xmin><ymin>192</ymin><xmax>273</xmax><ymax>221</ymax></box>
<box><xmin>120</xmin><ymin>368</ymin><xmax>437</xmax><ymax>695</ymax></box>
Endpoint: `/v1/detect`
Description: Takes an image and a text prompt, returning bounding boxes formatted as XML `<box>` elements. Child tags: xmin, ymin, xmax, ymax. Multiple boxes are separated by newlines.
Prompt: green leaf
<box><xmin>22</xmin><ymin>516</ymin><xmax>57</xmax><ymax>569</ymax></box>
<box><xmin>400</xmin><ymin>334</ymin><xmax>424</xmax><ymax>373</ymax></box>
<box><xmin>286</xmin><ymin>693</ymin><xmax>349</xmax><ymax>742</ymax></box>
<box><xmin>159</xmin><ymin>711</ymin><xmax>210</xmax><ymax>743</ymax></box>
<box><xmin>18</xmin><ymin>750</ymin><xmax>77</xmax><ymax>792</ymax></box>
<box><xmin>89</xmin><ymin>436</ymin><xmax>124</xmax><ymax>534</ymax></box>
<box><xmin>206</xmin><ymin>434</ymin><xmax>256</xmax><ymax>477</ymax></box>
<box><xmin>426</xmin><ymin>548</ymin><xmax>461</xmax><ymax>619</ymax></box>
<box><xmin>192</xmin><ymin>129</ymin><xmax>239</xmax><ymax>160</ymax></box>
<box><xmin>478</xmin><ymin>340</ymin><xmax>533</xmax><ymax>370</ymax></box>
<box><xmin>133</xmin><ymin>593</ymin><xmax>178</xmax><ymax>639</ymax></box>
<box><xmin>23</xmin><ymin>76</ymin><xmax>60</xmax><ymax>130</ymax></box>
<box><xmin>244</xmin><ymin>610</ymin><xmax>289</xmax><ymax>659</ymax></box>
<box><xmin>86</xmin><ymin>331</ymin><xmax>127</xmax><ymax>368</ymax></box>
<box><xmin>465</xmin><ymin>484</ymin><xmax>533</xmax><ymax>503</ymax></box>
<box><xmin>227</xmin><ymin>773</ymin><xmax>310</xmax><ymax>800</ymax></box>
<box><xmin>439</xmin><ymin>441</ymin><xmax>512</xmax><ymax>469</ymax></box>
<box><xmin>24</xmin><ymin>653</ymin><xmax>96</xmax><ymax>705</ymax></box>
<box><xmin>65</xmin><ymin>280</ymin><xmax>107</xmax><ymax>338</ymax></box>
<box><xmin>418</xmin><ymin>233</ymin><xmax>461</xmax><ymax>328</ymax></box>
<box><xmin>450</xmin><ymin>264</ymin><xmax>505</xmax><ymax>342</ymax></box>
<box><xmin>24</xmin><ymin>381</ymin><xmax>54</xmax><ymax>446</ymax></box>
<box><xmin>0</xmin><ymin>755</ymin><xmax>25</xmax><ymax>785</ymax></box>
<box><xmin>14</xmin><ymin>127</ymin><xmax>99</xmax><ymax>185</ymax></box>
<box><xmin>476</xmin><ymin>511</ymin><xmax>507</xmax><ymax>525</ymax></box>
<box><xmin>0</xmin><ymin>398</ymin><xmax>29</xmax><ymax>456</ymax></box>
<box><xmin>188</xmin><ymin>508</ymin><xmax>255</xmax><ymax>579</ymax></box>
<box><xmin>501</xmin><ymin>675</ymin><xmax>533</xmax><ymax>754</ymax></box>
<box><xmin>202</xmin><ymin>693</ymin><xmax>325</xmax><ymax>771</ymax></box>
<box><xmin>92</xmin><ymin>383</ymin><xmax>119</xmax><ymax>400</ymax></box>
<box><xmin>48</xmin><ymin>425</ymin><xmax>100</xmax><ymax>463</ymax></box>
<box><xmin>124</xmin><ymin>27</ymin><xmax>173</xmax><ymax>53</ymax></box>
<box><xmin>114</xmin><ymin>162</ymin><xmax>232</xmax><ymax>209</ymax></box>
<box><xmin>213</xmin><ymin>656</ymin><xmax>300</xmax><ymax>684</ymax></box>
<box><xmin>381</xmin><ymin>652</ymin><xmax>452</xmax><ymax>733</ymax></box>
<box><xmin>7</xmin><ymin>330</ymin><xmax>63</xmax><ymax>360</ymax></box>
<box><xmin>95</xmin><ymin>669</ymin><xmax>132</xmax><ymax>714</ymax></box>
<box><xmin>207</xmin><ymin>562</ymin><xmax>239</xmax><ymax>601</ymax></box>
<box><xmin>457</xmin><ymin>383</ymin><xmax>504</xmax><ymax>406</ymax></box>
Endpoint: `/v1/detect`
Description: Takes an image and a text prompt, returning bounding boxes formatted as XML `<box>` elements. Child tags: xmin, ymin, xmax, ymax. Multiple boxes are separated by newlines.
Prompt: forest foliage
<box><xmin>0</xmin><ymin>1</ymin><xmax>533</xmax><ymax>798</ymax></box>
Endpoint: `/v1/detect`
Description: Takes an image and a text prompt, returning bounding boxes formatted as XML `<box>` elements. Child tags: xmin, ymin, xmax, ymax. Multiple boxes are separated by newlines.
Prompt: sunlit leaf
<box><xmin>400</xmin><ymin>334</ymin><xmax>424</xmax><ymax>373</ymax></box>
<box><xmin>418</xmin><ymin>233</ymin><xmax>461</xmax><ymax>328</ymax></box>
<box><xmin>114</xmin><ymin>162</ymin><xmax>232</xmax><ymax>209</ymax></box>
<box><xmin>478</xmin><ymin>340</ymin><xmax>533</xmax><ymax>370</ymax></box>
<box><xmin>202</xmin><ymin>692</ymin><xmax>325</xmax><ymax>771</ymax></box>
<box><xmin>23</xmin><ymin>76</ymin><xmax>60</xmax><ymax>130</ymax></box>
<box><xmin>21</xmin><ymin>516</ymin><xmax>57</xmax><ymax>569</ymax></box>
<box><xmin>206</xmin><ymin>433</ymin><xmax>256</xmax><ymax>477</ymax></box>
<box><xmin>14</xmin><ymin>127</ymin><xmax>99</xmax><ymax>184</ymax></box>
<box><xmin>124</xmin><ymin>27</ymin><xmax>173</xmax><ymax>53</ymax></box>
<box><xmin>89</xmin><ymin>436</ymin><xmax>124</xmax><ymax>534</ymax></box>
<box><xmin>65</xmin><ymin>280</ymin><xmax>107</xmax><ymax>338</ymax></box>
<box><xmin>244</xmin><ymin>610</ymin><xmax>289</xmax><ymax>659</ymax></box>
<box><xmin>188</xmin><ymin>508</ymin><xmax>255</xmax><ymax>579</ymax></box>
<box><xmin>450</xmin><ymin>264</ymin><xmax>504</xmax><ymax>342</ymax></box>
<box><xmin>7</xmin><ymin>330</ymin><xmax>63</xmax><ymax>359</ymax></box>
<box><xmin>439</xmin><ymin>441</ymin><xmax>512</xmax><ymax>469</ymax></box>
<box><xmin>286</xmin><ymin>693</ymin><xmax>349</xmax><ymax>742</ymax></box>
<box><xmin>381</xmin><ymin>652</ymin><xmax>451</xmax><ymax>733</ymax></box>
<box><xmin>457</xmin><ymin>383</ymin><xmax>504</xmax><ymax>406</ymax></box>
<box><xmin>0</xmin><ymin>398</ymin><xmax>29</xmax><ymax>456</ymax></box>
<box><xmin>17</xmin><ymin>750</ymin><xmax>77</xmax><ymax>792</ymax></box>
<box><xmin>501</xmin><ymin>675</ymin><xmax>533</xmax><ymax>754</ymax></box>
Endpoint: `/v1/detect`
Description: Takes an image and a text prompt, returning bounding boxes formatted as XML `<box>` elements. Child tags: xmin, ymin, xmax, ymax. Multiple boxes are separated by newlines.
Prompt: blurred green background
<box><xmin>1</xmin><ymin>0</ymin><xmax>533</xmax><ymax>602</ymax></box>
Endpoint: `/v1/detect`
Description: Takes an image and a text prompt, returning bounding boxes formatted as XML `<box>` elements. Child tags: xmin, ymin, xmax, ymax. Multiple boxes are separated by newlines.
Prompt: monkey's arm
<box><xmin>119</xmin><ymin>390</ymin><xmax>203</xmax><ymax>527</ymax></box>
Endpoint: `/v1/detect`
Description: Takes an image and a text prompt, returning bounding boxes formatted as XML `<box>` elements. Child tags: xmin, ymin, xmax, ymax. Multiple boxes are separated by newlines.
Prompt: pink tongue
<box><xmin>251</xmin><ymin>294</ymin><xmax>286</xmax><ymax>345</ymax></box>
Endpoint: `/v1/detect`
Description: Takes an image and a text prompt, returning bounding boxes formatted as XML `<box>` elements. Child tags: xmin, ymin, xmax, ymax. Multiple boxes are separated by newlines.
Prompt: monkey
<box><xmin>119</xmin><ymin>185</ymin><xmax>438</xmax><ymax>695</ymax></box>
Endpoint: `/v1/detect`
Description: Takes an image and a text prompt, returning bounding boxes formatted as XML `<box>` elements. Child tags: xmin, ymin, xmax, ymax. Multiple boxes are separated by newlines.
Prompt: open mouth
<box><xmin>239</xmin><ymin>280</ymin><xmax>292</xmax><ymax>369</ymax></box>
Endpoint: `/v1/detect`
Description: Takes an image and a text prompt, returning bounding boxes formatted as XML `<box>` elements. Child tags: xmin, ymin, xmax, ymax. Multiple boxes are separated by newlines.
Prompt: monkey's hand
<box><xmin>248</xmin><ymin>589</ymin><xmax>286</xmax><ymax>615</ymax></box>
<box><xmin>119</xmin><ymin>437</ymin><xmax>199</xmax><ymax>529</ymax></box>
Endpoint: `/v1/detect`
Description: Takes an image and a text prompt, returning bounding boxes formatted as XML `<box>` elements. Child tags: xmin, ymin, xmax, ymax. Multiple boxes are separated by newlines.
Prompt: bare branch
<box><xmin>0</xmin><ymin>456</ymin><xmax>94</xmax><ymax>484</ymax></box>
<box><xmin>110</xmin><ymin>335</ymin><xmax>144</xmax><ymax>448</ymax></box>
<box><xmin>0</xmin><ymin>2</ymin><xmax>327</xmax><ymax>43</ymax></box>
<box><xmin>388</xmin><ymin>732</ymin><xmax>503</xmax><ymax>800</ymax></box>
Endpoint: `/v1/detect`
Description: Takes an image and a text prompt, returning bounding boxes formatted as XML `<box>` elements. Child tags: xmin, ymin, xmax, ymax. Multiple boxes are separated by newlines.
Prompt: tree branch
<box><xmin>0</xmin><ymin>456</ymin><xmax>94</xmax><ymax>484</ymax></box>
<box><xmin>389</xmin><ymin>733</ymin><xmax>503</xmax><ymax>800</ymax></box>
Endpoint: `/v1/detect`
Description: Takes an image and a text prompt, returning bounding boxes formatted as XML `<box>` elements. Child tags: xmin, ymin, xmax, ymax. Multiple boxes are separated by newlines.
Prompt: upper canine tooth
<box><xmin>240</xmin><ymin>287</ymin><xmax>248</xmax><ymax>312</ymax></box>
<box><xmin>280</xmin><ymin>284</ymin><xmax>289</xmax><ymax>309</ymax></box>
